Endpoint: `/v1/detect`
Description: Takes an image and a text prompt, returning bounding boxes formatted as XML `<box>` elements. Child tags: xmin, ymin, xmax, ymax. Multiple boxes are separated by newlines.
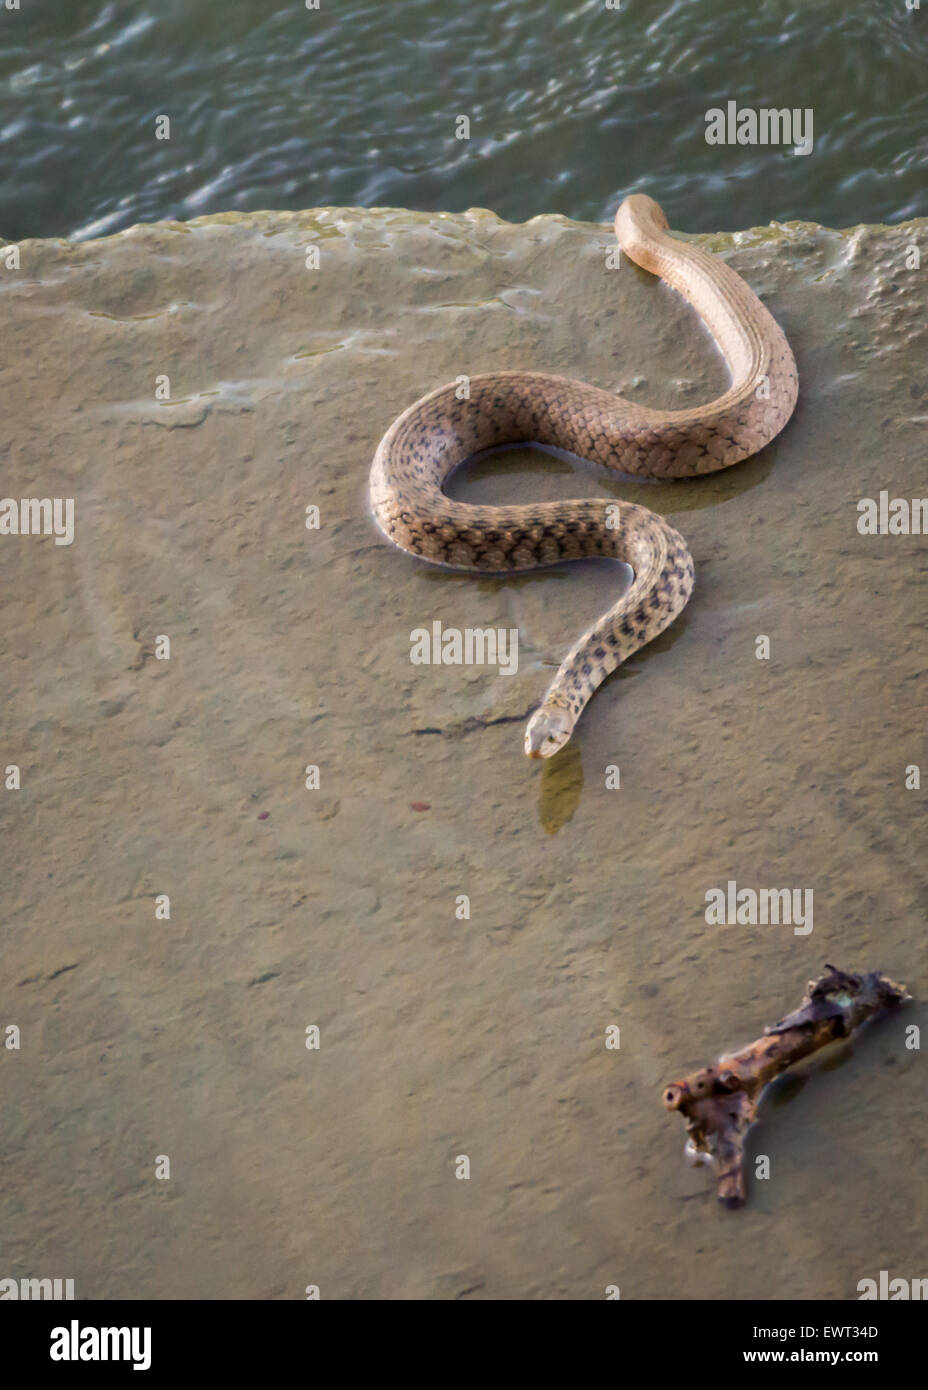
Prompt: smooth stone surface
<box><xmin>1</xmin><ymin>206</ymin><xmax>925</xmax><ymax>1298</ymax></box>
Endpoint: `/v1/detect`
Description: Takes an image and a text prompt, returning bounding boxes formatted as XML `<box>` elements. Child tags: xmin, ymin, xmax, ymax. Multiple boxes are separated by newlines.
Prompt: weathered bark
<box><xmin>662</xmin><ymin>965</ymin><xmax>910</xmax><ymax>1208</ymax></box>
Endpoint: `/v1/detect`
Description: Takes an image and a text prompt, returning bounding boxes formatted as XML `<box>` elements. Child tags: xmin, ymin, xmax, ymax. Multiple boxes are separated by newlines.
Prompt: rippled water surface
<box><xmin>2</xmin><ymin>0</ymin><xmax>926</xmax><ymax>241</ymax></box>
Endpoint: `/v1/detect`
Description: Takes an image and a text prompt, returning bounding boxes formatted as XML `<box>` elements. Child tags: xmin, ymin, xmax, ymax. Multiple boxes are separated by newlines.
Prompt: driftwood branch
<box><xmin>662</xmin><ymin>965</ymin><xmax>910</xmax><ymax>1209</ymax></box>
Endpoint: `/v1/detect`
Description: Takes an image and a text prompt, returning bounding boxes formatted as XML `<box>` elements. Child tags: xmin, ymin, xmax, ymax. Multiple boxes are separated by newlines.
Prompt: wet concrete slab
<box><xmin>1</xmin><ymin>205</ymin><xmax>925</xmax><ymax>1298</ymax></box>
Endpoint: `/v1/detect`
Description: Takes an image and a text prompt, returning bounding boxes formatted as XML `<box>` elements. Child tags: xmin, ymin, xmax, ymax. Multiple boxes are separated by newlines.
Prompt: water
<box><xmin>2</xmin><ymin>0</ymin><xmax>926</xmax><ymax>243</ymax></box>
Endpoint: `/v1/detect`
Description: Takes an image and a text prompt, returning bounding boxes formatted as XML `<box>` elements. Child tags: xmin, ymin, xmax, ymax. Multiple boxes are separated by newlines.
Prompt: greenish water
<box><xmin>1</xmin><ymin>0</ymin><xmax>926</xmax><ymax>242</ymax></box>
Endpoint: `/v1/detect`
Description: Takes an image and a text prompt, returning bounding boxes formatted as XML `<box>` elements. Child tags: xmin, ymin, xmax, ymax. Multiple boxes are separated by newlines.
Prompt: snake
<box><xmin>369</xmin><ymin>194</ymin><xmax>798</xmax><ymax>758</ymax></box>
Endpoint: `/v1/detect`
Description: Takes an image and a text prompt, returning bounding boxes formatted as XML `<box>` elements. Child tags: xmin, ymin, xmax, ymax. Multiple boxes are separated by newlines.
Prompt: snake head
<box><xmin>524</xmin><ymin>704</ymin><xmax>572</xmax><ymax>759</ymax></box>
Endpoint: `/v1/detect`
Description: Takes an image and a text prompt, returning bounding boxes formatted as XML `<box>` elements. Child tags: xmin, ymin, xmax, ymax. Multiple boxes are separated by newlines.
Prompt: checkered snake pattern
<box><xmin>370</xmin><ymin>194</ymin><xmax>798</xmax><ymax>758</ymax></box>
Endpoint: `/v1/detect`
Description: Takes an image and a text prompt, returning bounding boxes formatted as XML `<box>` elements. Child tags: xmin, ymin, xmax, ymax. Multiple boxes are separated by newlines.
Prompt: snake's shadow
<box><xmin>445</xmin><ymin>438</ymin><xmax>778</xmax><ymax>515</ymax></box>
<box><xmin>430</xmin><ymin>435</ymin><xmax>782</xmax><ymax>640</ymax></box>
<box><xmin>438</xmin><ymin>438</ymin><xmax>779</xmax><ymax>679</ymax></box>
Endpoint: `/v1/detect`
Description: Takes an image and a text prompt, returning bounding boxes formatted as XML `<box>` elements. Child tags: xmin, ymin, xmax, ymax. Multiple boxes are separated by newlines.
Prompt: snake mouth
<box><xmin>524</xmin><ymin>705</ymin><xmax>572</xmax><ymax>759</ymax></box>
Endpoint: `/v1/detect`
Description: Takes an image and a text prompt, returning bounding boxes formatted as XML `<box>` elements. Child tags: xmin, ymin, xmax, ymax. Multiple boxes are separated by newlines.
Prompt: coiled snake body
<box><xmin>370</xmin><ymin>195</ymin><xmax>797</xmax><ymax>758</ymax></box>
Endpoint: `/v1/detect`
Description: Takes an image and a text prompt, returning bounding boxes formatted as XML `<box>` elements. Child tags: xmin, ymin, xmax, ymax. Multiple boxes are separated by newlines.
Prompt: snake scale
<box><xmin>370</xmin><ymin>194</ymin><xmax>798</xmax><ymax>758</ymax></box>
